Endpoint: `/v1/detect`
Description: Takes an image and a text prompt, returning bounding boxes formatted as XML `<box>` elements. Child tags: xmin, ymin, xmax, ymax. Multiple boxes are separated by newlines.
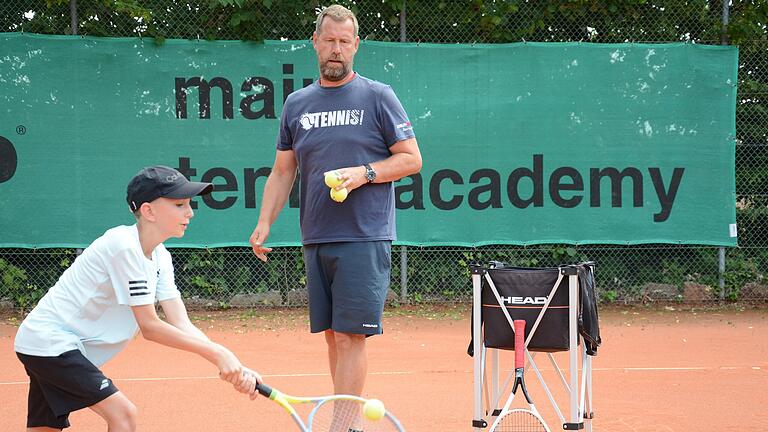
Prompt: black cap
<box><xmin>126</xmin><ymin>166</ymin><xmax>213</xmax><ymax>212</ymax></box>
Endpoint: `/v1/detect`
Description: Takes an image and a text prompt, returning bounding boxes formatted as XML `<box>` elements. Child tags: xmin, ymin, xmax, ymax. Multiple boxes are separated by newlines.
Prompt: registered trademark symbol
<box><xmin>16</xmin><ymin>125</ymin><xmax>26</xmax><ymax>135</ymax></box>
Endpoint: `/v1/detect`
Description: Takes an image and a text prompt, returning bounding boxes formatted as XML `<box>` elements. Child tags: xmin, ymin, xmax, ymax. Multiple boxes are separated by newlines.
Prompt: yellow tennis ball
<box><xmin>324</xmin><ymin>170</ymin><xmax>343</xmax><ymax>188</ymax></box>
<box><xmin>363</xmin><ymin>398</ymin><xmax>385</xmax><ymax>421</ymax></box>
<box><xmin>330</xmin><ymin>187</ymin><xmax>348</xmax><ymax>203</ymax></box>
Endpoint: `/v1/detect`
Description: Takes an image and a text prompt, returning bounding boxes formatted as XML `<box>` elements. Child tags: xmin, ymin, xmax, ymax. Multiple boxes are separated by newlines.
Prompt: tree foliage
<box><xmin>0</xmin><ymin>0</ymin><xmax>764</xmax><ymax>43</ymax></box>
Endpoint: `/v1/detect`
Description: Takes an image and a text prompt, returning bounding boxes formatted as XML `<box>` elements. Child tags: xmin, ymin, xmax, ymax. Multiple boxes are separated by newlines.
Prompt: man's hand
<box><xmin>333</xmin><ymin>165</ymin><xmax>368</xmax><ymax>192</ymax></box>
<box><xmin>249</xmin><ymin>223</ymin><xmax>273</xmax><ymax>262</ymax></box>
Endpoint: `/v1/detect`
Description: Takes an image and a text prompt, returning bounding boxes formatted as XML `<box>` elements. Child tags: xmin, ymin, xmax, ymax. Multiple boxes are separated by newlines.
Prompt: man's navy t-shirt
<box><xmin>277</xmin><ymin>74</ymin><xmax>415</xmax><ymax>245</ymax></box>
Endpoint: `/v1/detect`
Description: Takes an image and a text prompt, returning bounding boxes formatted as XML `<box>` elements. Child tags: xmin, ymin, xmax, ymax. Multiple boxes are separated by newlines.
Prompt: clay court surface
<box><xmin>1</xmin><ymin>305</ymin><xmax>766</xmax><ymax>431</ymax></box>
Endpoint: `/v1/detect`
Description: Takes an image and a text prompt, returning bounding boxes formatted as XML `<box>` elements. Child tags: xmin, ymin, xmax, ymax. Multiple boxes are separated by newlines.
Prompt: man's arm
<box><xmin>249</xmin><ymin>149</ymin><xmax>298</xmax><ymax>261</ymax></box>
<box><xmin>334</xmin><ymin>137</ymin><xmax>422</xmax><ymax>191</ymax></box>
<box><xmin>369</xmin><ymin>137</ymin><xmax>422</xmax><ymax>183</ymax></box>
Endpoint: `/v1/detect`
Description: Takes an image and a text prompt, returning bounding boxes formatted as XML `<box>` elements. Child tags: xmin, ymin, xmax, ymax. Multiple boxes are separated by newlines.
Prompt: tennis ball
<box><xmin>363</xmin><ymin>398</ymin><xmax>385</xmax><ymax>421</ymax></box>
<box><xmin>324</xmin><ymin>170</ymin><xmax>343</xmax><ymax>188</ymax></box>
<box><xmin>330</xmin><ymin>187</ymin><xmax>348</xmax><ymax>203</ymax></box>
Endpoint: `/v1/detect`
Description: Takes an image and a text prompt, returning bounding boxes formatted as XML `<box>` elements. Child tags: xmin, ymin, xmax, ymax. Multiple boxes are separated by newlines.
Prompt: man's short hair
<box><xmin>315</xmin><ymin>4</ymin><xmax>358</xmax><ymax>37</ymax></box>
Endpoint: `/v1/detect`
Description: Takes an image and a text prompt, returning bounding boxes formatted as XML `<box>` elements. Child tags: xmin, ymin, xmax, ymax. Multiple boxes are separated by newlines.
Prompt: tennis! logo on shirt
<box><xmin>299</xmin><ymin>109</ymin><xmax>365</xmax><ymax>130</ymax></box>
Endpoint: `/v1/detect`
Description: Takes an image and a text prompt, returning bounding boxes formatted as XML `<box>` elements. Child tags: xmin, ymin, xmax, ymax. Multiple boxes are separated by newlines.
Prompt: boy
<box><xmin>14</xmin><ymin>165</ymin><xmax>260</xmax><ymax>431</ymax></box>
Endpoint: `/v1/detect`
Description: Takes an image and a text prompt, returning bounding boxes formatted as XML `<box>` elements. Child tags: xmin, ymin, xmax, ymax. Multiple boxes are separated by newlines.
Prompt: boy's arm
<box><xmin>131</xmin><ymin>304</ymin><xmax>253</xmax><ymax>390</ymax></box>
<box><xmin>159</xmin><ymin>297</ymin><xmax>210</xmax><ymax>341</ymax></box>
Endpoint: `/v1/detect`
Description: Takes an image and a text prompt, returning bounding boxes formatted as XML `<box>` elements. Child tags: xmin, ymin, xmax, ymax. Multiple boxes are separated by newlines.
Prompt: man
<box><xmin>249</xmin><ymin>3</ymin><xmax>422</xmax><ymax>402</ymax></box>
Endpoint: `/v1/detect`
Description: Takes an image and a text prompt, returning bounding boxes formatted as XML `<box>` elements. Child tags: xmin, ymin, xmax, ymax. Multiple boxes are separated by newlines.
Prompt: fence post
<box><xmin>70</xmin><ymin>0</ymin><xmax>78</xmax><ymax>35</ymax></box>
<box><xmin>400</xmin><ymin>245</ymin><xmax>408</xmax><ymax>303</ymax></box>
<box><xmin>399</xmin><ymin>1</ymin><xmax>407</xmax><ymax>42</ymax></box>
<box><xmin>719</xmin><ymin>1</ymin><xmax>729</xmax><ymax>301</ymax></box>
<box><xmin>718</xmin><ymin>247</ymin><xmax>726</xmax><ymax>300</ymax></box>
<box><xmin>721</xmin><ymin>0</ymin><xmax>729</xmax><ymax>45</ymax></box>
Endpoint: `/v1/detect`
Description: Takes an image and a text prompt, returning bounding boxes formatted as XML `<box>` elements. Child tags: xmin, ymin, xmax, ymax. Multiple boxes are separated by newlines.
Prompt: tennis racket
<box><xmin>489</xmin><ymin>319</ymin><xmax>550</xmax><ymax>432</ymax></box>
<box><xmin>256</xmin><ymin>382</ymin><xmax>405</xmax><ymax>432</ymax></box>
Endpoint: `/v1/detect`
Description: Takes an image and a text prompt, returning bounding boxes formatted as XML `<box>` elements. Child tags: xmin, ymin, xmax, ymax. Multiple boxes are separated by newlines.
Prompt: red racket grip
<box><xmin>513</xmin><ymin>319</ymin><xmax>526</xmax><ymax>369</ymax></box>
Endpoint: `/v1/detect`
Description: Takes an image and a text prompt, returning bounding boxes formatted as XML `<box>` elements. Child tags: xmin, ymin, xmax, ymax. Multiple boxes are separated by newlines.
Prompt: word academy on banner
<box><xmin>177</xmin><ymin>154</ymin><xmax>683</xmax><ymax>222</ymax></box>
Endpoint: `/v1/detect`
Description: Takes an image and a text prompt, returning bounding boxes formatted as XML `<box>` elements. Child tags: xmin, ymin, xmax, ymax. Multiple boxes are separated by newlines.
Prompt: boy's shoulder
<box><xmin>97</xmin><ymin>225</ymin><xmax>171</xmax><ymax>257</ymax></box>
<box><xmin>85</xmin><ymin>224</ymin><xmax>141</xmax><ymax>257</ymax></box>
<box><xmin>98</xmin><ymin>224</ymin><xmax>137</xmax><ymax>244</ymax></box>
<box><xmin>81</xmin><ymin>225</ymin><xmax>173</xmax><ymax>275</ymax></box>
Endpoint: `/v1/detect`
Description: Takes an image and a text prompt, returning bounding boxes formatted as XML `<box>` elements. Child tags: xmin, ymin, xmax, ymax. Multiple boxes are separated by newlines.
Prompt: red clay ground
<box><xmin>1</xmin><ymin>305</ymin><xmax>766</xmax><ymax>431</ymax></box>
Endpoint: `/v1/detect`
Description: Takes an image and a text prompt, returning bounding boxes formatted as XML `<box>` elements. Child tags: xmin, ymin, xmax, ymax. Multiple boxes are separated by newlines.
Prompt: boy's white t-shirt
<box><xmin>14</xmin><ymin>224</ymin><xmax>180</xmax><ymax>366</ymax></box>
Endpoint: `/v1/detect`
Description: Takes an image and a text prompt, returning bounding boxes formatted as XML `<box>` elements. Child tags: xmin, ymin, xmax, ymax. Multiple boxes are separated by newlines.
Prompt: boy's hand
<box><xmin>237</xmin><ymin>367</ymin><xmax>263</xmax><ymax>400</ymax></box>
<box><xmin>215</xmin><ymin>345</ymin><xmax>246</xmax><ymax>387</ymax></box>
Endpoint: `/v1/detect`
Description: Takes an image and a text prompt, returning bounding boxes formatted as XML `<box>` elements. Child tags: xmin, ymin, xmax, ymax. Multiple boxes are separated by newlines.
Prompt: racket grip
<box><xmin>255</xmin><ymin>383</ymin><xmax>273</xmax><ymax>397</ymax></box>
<box><xmin>513</xmin><ymin>319</ymin><xmax>525</xmax><ymax>369</ymax></box>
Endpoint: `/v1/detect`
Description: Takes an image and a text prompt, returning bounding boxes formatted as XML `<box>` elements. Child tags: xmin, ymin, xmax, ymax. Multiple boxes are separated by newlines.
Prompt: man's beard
<box><xmin>320</xmin><ymin>58</ymin><xmax>352</xmax><ymax>82</ymax></box>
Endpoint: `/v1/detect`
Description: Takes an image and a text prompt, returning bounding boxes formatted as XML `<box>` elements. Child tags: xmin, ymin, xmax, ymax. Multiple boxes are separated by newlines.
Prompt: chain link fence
<box><xmin>0</xmin><ymin>1</ymin><xmax>729</xmax><ymax>43</ymax></box>
<box><xmin>1</xmin><ymin>1</ymin><xmax>766</xmax><ymax>309</ymax></box>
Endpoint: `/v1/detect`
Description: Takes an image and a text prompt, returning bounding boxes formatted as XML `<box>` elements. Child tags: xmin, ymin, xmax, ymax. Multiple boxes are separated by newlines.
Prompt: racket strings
<box><xmin>311</xmin><ymin>399</ymin><xmax>361</xmax><ymax>432</ymax></box>
<box><xmin>310</xmin><ymin>399</ymin><xmax>401</xmax><ymax>432</ymax></box>
<box><xmin>495</xmin><ymin>409</ymin><xmax>548</xmax><ymax>432</ymax></box>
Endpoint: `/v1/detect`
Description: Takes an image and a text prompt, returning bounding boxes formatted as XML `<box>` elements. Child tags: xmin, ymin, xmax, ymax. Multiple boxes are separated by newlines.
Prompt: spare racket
<box><xmin>256</xmin><ymin>382</ymin><xmax>405</xmax><ymax>432</ymax></box>
<box><xmin>489</xmin><ymin>319</ymin><xmax>550</xmax><ymax>432</ymax></box>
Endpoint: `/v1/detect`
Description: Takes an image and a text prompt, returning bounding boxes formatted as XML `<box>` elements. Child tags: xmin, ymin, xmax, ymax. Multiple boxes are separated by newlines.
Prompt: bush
<box><xmin>0</xmin><ymin>258</ymin><xmax>45</xmax><ymax>313</ymax></box>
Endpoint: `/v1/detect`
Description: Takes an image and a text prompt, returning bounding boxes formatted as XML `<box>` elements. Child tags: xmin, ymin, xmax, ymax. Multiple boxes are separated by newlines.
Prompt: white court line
<box><xmin>0</xmin><ymin>366</ymin><xmax>763</xmax><ymax>386</ymax></box>
<box><xmin>112</xmin><ymin>370</ymin><xmax>415</xmax><ymax>382</ymax></box>
<box><xmin>601</xmin><ymin>367</ymin><xmax>709</xmax><ymax>371</ymax></box>
<box><xmin>598</xmin><ymin>366</ymin><xmax>763</xmax><ymax>372</ymax></box>
<box><xmin>0</xmin><ymin>370</ymin><xmax>414</xmax><ymax>386</ymax></box>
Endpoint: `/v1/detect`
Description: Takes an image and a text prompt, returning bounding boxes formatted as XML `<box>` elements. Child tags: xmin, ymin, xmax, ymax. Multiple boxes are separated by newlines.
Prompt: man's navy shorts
<box><xmin>16</xmin><ymin>349</ymin><xmax>119</xmax><ymax>429</ymax></box>
<box><xmin>303</xmin><ymin>241</ymin><xmax>391</xmax><ymax>335</ymax></box>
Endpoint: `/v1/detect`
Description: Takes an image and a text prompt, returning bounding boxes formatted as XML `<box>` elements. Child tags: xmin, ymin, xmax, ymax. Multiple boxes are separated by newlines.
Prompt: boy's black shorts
<box><xmin>16</xmin><ymin>349</ymin><xmax>119</xmax><ymax>429</ymax></box>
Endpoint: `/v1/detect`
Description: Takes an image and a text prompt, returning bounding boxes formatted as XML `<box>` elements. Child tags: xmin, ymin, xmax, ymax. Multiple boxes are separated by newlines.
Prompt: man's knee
<box><xmin>324</xmin><ymin>329</ymin><xmax>336</xmax><ymax>345</ymax></box>
<box><xmin>332</xmin><ymin>332</ymin><xmax>366</xmax><ymax>351</ymax></box>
